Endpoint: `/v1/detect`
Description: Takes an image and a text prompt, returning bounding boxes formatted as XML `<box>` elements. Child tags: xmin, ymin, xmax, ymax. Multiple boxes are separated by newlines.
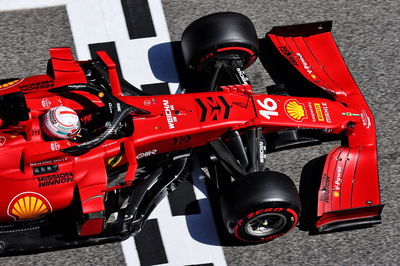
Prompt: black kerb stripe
<box><xmin>89</xmin><ymin>41</ymin><xmax>123</xmax><ymax>74</ymax></box>
<box><xmin>121</xmin><ymin>0</ymin><xmax>156</xmax><ymax>39</ymax></box>
<box><xmin>141</xmin><ymin>82</ymin><xmax>171</xmax><ymax>95</ymax></box>
<box><xmin>89</xmin><ymin>41</ymin><xmax>144</xmax><ymax>95</ymax></box>
<box><xmin>185</xmin><ymin>263</ymin><xmax>214</xmax><ymax>266</ymax></box>
<box><xmin>134</xmin><ymin>219</ymin><xmax>168</xmax><ymax>266</ymax></box>
<box><xmin>168</xmin><ymin>175</ymin><xmax>201</xmax><ymax>216</ymax></box>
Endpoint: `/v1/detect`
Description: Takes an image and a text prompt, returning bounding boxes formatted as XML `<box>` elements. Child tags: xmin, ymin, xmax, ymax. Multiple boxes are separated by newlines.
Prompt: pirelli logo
<box><xmin>314</xmin><ymin>103</ymin><xmax>325</xmax><ymax>121</ymax></box>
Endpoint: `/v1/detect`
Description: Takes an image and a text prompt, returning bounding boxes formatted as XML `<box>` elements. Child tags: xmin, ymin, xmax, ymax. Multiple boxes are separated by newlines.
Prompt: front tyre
<box><xmin>181</xmin><ymin>12</ymin><xmax>259</xmax><ymax>72</ymax></box>
<box><xmin>233</xmin><ymin>204</ymin><xmax>299</xmax><ymax>243</ymax></box>
<box><xmin>220</xmin><ymin>171</ymin><xmax>301</xmax><ymax>243</ymax></box>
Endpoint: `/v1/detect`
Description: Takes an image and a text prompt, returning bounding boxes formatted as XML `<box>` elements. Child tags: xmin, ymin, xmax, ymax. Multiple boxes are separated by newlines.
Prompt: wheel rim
<box><xmin>244</xmin><ymin>213</ymin><xmax>287</xmax><ymax>237</ymax></box>
<box><xmin>201</xmin><ymin>51</ymin><xmax>249</xmax><ymax>72</ymax></box>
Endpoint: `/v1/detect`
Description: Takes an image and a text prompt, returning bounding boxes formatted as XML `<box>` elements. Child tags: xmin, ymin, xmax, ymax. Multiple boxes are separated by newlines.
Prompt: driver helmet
<box><xmin>41</xmin><ymin>106</ymin><xmax>80</xmax><ymax>139</ymax></box>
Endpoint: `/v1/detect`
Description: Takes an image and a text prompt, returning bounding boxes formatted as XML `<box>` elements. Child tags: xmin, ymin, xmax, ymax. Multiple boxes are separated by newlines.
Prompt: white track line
<box><xmin>0</xmin><ymin>1</ymin><xmax>226</xmax><ymax>265</ymax></box>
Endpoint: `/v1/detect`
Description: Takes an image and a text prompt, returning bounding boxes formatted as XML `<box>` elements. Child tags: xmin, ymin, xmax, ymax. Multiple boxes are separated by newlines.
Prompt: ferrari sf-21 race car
<box><xmin>0</xmin><ymin>12</ymin><xmax>383</xmax><ymax>254</ymax></box>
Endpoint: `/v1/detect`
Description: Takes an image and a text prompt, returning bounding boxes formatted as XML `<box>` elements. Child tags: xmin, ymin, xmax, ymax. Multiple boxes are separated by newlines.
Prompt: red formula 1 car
<box><xmin>0</xmin><ymin>12</ymin><xmax>383</xmax><ymax>254</ymax></box>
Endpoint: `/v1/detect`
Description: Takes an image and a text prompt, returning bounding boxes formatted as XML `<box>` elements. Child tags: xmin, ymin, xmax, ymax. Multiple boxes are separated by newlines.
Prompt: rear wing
<box><xmin>263</xmin><ymin>21</ymin><xmax>383</xmax><ymax>232</ymax></box>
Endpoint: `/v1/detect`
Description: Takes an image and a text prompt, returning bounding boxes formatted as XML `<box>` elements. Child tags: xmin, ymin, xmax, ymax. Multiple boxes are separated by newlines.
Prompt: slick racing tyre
<box><xmin>220</xmin><ymin>171</ymin><xmax>301</xmax><ymax>243</ymax></box>
<box><xmin>181</xmin><ymin>12</ymin><xmax>259</xmax><ymax>72</ymax></box>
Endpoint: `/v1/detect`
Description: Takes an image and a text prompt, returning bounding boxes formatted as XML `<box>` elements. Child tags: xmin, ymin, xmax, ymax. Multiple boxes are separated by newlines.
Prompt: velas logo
<box><xmin>7</xmin><ymin>192</ymin><xmax>52</xmax><ymax>220</ymax></box>
<box><xmin>285</xmin><ymin>100</ymin><xmax>307</xmax><ymax>122</ymax></box>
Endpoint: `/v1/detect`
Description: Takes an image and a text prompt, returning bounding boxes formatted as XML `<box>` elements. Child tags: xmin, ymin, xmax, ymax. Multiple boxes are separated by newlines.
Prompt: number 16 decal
<box><xmin>257</xmin><ymin>98</ymin><xmax>279</xmax><ymax>119</ymax></box>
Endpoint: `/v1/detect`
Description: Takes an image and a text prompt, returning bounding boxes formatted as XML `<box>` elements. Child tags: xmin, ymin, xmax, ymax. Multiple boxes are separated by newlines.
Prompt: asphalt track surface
<box><xmin>161</xmin><ymin>1</ymin><xmax>400</xmax><ymax>265</ymax></box>
<box><xmin>0</xmin><ymin>1</ymin><xmax>399</xmax><ymax>265</ymax></box>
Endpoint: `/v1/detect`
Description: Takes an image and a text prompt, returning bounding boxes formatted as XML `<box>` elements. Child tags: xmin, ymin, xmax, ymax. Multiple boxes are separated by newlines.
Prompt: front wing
<box><xmin>264</xmin><ymin>21</ymin><xmax>383</xmax><ymax>232</ymax></box>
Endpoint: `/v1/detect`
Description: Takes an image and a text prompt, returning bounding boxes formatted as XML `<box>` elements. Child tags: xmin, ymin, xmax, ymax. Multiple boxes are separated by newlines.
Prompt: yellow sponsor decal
<box><xmin>333</xmin><ymin>191</ymin><xmax>340</xmax><ymax>198</ymax></box>
<box><xmin>107</xmin><ymin>155</ymin><xmax>123</xmax><ymax>168</ymax></box>
<box><xmin>7</xmin><ymin>192</ymin><xmax>52</xmax><ymax>220</ymax></box>
<box><xmin>314</xmin><ymin>103</ymin><xmax>325</xmax><ymax>121</ymax></box>
<box><xmin>285</xmin><ymin>100</ymin><xmax>307</xmax><ymax>121</ymax></box>
<box><xmin>0</xmin><ymin>79</ymin><xmax>20</xmax><ymax>89</ymax></box>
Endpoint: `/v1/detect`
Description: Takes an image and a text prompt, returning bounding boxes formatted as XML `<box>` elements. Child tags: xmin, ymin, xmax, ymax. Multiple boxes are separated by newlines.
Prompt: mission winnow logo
<box><xmin>37</xmin><ymin>172</ymin><xmax>74</xmax><ymax>187</ymax></box>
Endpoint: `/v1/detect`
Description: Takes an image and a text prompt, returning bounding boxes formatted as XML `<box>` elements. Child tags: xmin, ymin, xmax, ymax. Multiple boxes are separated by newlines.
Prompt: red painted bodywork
<box><xmin>268</xmin><ymin>24</ymin><xmax>382</xmax><ymax>230</ymax></box>
<box><xmin>0</xmin><ymin>26</ymin><xmax>382</xmax><ymax>235</ymax></box>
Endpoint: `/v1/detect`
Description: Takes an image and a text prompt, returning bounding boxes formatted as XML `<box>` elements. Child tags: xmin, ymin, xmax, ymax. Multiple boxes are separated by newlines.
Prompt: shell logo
<box><xmin>285</xmin><ymin>100</ymin><xmax>307</xmax><ymax>122</ymax></box>
<box><xmin>7</xmin><ymin>192</ymin><xmax>52</xmax><ymax>220</ymax></box>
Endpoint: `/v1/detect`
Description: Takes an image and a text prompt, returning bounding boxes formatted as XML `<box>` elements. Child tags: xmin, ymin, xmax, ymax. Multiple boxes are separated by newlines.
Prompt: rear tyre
<box><xmin>220</xmin><ymin>171</ymin><xmax>301</xmax><ymax>243</ymax></box>
<box><xmin>181</xmin><ymin>12</ymin><xmax>259</xmax><ymax>72</ymax></box>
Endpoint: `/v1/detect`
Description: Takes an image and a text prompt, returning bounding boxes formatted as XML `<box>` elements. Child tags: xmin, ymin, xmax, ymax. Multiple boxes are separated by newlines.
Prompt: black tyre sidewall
<box><xmin>220</xmin><ymin>171</ymin><xmax>301</xmax><ymax>243</ymax></box>
<box><xmin>181</xmin><ymin>12</ymin><xmax>259</xmax><ymax>71</ymax></box>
